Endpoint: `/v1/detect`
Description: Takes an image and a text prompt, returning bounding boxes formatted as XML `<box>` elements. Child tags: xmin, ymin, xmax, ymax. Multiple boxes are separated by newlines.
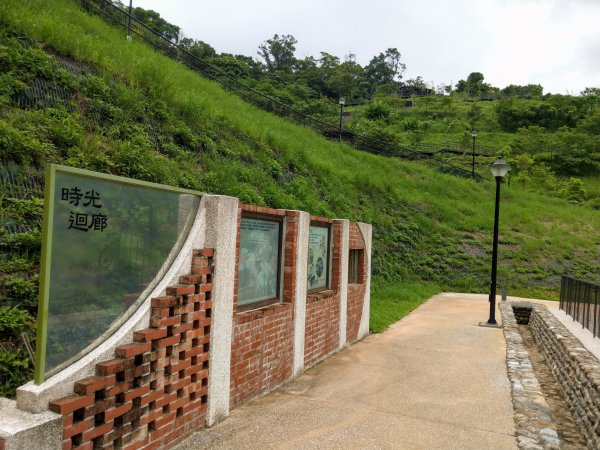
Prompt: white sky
<box><xmin>137</xmin><ymin>0</ymin><xmax>600</xmax><ymax>95</ymax></box>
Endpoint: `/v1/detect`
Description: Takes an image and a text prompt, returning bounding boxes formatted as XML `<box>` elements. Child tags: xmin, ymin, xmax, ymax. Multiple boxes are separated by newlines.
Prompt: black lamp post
<box><xmin>487</xmin><ymin>156</ymin><xmax>510</xmax><ymax>325</ymax></box>
<box><xmin>127</xmin><ymin>0</ymin><xmax>133</xmax><ymax>41</ymax></box>
<box><xmin>471</xmin><ymin>129</ymin><xmax>477</xmax><ymax>179</ymax></box>
<box><xmin>338</xmin><ymin>97</ymin><xmax>345</xmax><ymax>142</ymax></box>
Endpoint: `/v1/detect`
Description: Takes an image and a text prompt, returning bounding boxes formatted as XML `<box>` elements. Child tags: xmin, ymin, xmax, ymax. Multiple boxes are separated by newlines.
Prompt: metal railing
<box><xmin>76</xmin><ymin>0</ymin><xmax>484</xmax><ymax>181</ymax></box>
<box><xmin>559</xmin><ymin>275</ymin><xmax>600</xmax><ymax>337</ymax></box>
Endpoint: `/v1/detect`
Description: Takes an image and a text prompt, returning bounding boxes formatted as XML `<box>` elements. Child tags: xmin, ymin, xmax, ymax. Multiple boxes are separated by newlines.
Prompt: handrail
<box><xmin>77</xmin><ymin>0</ymin><xmax>485</xmax><ymax>181</ymax></box>
<box><xmin>560</xmin><ymin>275</ymin><xmax>600</xmax><ymax>338</ymax></box>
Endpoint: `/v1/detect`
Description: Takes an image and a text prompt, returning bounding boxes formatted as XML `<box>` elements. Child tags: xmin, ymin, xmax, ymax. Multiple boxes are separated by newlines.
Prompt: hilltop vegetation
<box><xmin>121</xmin><ymin>4</ymin><xmax>599</xmax><ymax>200</ymax></box>
<box><xmin>1</xmin><ymin>0</ymin><xmax>600</xmax><ymax>396</ymax></box>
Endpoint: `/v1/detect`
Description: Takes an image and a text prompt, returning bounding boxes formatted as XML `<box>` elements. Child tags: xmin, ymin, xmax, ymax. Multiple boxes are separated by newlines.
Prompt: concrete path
<box><xmin>175</xmin><ymin>293</ymin><xmax>517</xmax><ymax>449</ymax></box>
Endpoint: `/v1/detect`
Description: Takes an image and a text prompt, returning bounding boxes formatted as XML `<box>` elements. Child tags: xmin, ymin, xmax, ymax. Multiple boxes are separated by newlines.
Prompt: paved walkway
<box><xmin>176</xmin><ymin>293</ymin><xmax>517</xmax><ymax>449</ymax></box>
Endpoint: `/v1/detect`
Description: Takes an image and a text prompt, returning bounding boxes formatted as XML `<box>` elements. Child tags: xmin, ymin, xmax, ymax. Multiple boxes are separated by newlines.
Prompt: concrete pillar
<box><xmin>292</xmin><ymin>211</ymin><xmax>310</xmax><ymax>377</ymax></box>
<box><xmin>335</xmin><ymin>219</ymin><xmax>350</xmax><ymax>348</ymax></box>
<box><xmin>357</xmin><ymin>223</ymin><xmax>372</xmax><ymax>340</ymax></box>
<box><xmin>202</xmin><ymin>195</ymin><xmax>239</xmax><ymax>426</ymax></box>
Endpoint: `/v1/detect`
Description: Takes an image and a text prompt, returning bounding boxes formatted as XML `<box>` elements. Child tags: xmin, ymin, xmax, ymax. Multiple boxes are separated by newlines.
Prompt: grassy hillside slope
<box><xmin>2</xmin><ymin>0</ymin><xmax>600</xmax><ymax>370</ymax></box>
<box><xmin>2</xmin><ymin>0</ymin><xmax>600</xmax><ymax>293</ymax></box>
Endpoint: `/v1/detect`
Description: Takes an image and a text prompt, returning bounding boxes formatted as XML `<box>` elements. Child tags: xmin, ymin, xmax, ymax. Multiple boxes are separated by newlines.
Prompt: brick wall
<box><xmin>48</xmin><ymin>249</ymin><xmax>214</xmax><ymax>450</ymax></box>
<box><xmin>229</xmin><ymin>205</ymin><xmax>295</xmax><ymax>408</ymax></box>
<box><xmin>346</xmin><ymin>284</ymin><xmax>366</xmax><ymax>343</ymax></box>
<box><xmin>229</xmin><ymin>305</ymin><xmax>293</xmax><ymax>408</ymax></box>
<box><xmin>303</xmin><ymin>218</ymin><xmax>340</xmax><ymax>368</ymax></box>
<box><xmin>304</xmin><ymin>291</ymin><xmax>339</xmax><ymax>367</ymax></box>
<box><xmin>346</xmin><ymin>223</ymin><xmax>366</xmax><ymax>343</ymax></box>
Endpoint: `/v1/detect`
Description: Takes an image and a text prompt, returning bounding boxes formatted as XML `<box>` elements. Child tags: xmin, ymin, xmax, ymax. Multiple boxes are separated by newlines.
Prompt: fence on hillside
<box><xmin>560</xmin><ymin>275</ymin><xmax>600</xmax><ymax>338</ymax></box>
<box><xmin>77</xmin><ymin>0</ymin><xmax>485</xmax><ymax>181</ymax></box>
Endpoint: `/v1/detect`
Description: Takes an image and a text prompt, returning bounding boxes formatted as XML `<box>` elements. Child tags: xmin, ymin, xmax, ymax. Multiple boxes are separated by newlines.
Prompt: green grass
<box><xmin>370</xmin><ymin>282</ymin><xmax>441</xmax><ymax>333</ymax></box>
<box><xmin>2</xmin><ymin>0</ymin><xmax>600</xmax><ymax>299</ymax></box>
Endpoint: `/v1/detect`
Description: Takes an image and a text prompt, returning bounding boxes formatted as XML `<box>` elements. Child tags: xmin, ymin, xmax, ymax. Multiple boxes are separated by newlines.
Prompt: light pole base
<box><xmin>478</xmin><ymin>321</ymin><xmax>502</xmax><ymax>329</ymax></box>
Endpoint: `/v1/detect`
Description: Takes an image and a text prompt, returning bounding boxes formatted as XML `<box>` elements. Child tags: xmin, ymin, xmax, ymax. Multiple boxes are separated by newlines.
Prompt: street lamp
<box><xmin>471</xmin><ymin>129</ymin><xmax>477</xmax><ymax>179</ymax></box>
<box><xmin>487</xmin><ymin>156</ymin><xmax>510</xmax><ymax>325</ymax></box>
<box><xmin>127</xmin><ymin>0</ymin><xmax>133</xmax><ymax>41</ymax></box>
<box><xmin>338</xmin><ymin>97</ymin><xmax>346</xmax><ymax>142</ymax></box>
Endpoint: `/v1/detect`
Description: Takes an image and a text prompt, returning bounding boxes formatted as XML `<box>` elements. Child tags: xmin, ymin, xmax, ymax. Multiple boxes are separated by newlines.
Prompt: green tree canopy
<box><xmin>257</xmin><ymin>34</ymin><xmax>297</xmax><ymax>73</ymax></box>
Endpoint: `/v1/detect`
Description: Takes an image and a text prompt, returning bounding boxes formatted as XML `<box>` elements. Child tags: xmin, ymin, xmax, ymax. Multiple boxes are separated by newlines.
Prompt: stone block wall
<box><xmin>500</xmin><ymin>302</ymin><xmax>559</xmax><ymax>450</ymax></box>
<box><xmin>529</xmin><ymin>305</ymin><xmax>600</xmax><ymax>449</ymax></box>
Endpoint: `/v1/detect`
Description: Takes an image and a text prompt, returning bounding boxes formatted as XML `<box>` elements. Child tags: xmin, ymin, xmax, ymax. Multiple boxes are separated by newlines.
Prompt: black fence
<box><xmin>76</xmin><ymin>0</ymin><xmax>484</xmax><ymax>181</ymax></box>
<box><xmin>559</xmin><ymin>275</ymin><xmax>600</xmax><ymax>338</ymax></box>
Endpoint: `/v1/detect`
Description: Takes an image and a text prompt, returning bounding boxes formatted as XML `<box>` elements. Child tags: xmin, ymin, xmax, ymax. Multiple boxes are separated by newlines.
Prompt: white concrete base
<box><xmin>0</xmin><ymin>398</ymin><xmax>62</xmax><ymax>450</ymax></box>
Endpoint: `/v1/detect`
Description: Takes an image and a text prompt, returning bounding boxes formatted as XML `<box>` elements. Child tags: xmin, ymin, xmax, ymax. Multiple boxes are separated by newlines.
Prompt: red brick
<box><xmin>107</xmin><ymin>382</ymin><xmax>131</xmax><ymax>397</ymax></box>
<box><xmin>96</xmin><ymin>358</ymin><xmax>133</xmax><ymax>376</ymax></box>
<box><xmin>151</xmin><ymin>296</ymin><xmax>180</xmax><ymax>308</ymax></box>
<box><xmin>150</xmin><ymin>316</ymin><xmax>181</xmax><ymax>328</ymax></box>
<box><xmin>153</xmin><ymin>335</ymin><xmax>181</xmax><ymax>349</ymax></box>
<box><xmin>105</xmin><ymin>402</ymin><xmax>132</xmax><ymax>421</ymax></box>
<box><xmin>166</xmin><ymin>285</ymin><xmax>195</xmax><ymax>296</ymax></box>
<box><xmin>179</xmin><ymin>274</ymin><xmax>204</xmax><ymax>285</ymax></box>
<box><xmin>115</xmin><ymin>342</ymin><xmax>151</xmax><ymax>359</ymax></box>
<box><xmin>198</xmin><ymin>284</ymin><xmax>213</xmax><ymax>293</ymax></box>
<box><xmin>172</xmin><ymin>322</ymin><xmax>192</xmax><ymax>335</ymax></box>
<box><xmin>82</xmin><ymin>421</ymin><xmax>113</xmax><ymax>441</ymax></box>
<box><xmin>73</xmin><ymin>376</ymin><xmax>116</xmax><ymax>396</ymax></box>
<box><xmin>63</xmin><ymin>417</ymin><xmax>93</xmax><ymax>439</ymax></box>
<box><xmin>134</xmin><ymin>328</ymin><xmax>168</xmax><ymax>343</ymax></box>
<box><xmin>124</xmin><ymin>385</ymin><xmax>150</xmax><ymax>402</ymax></box>
<box><xmin>49</xmin><ymin>395</ymin><xmax>94</xmax><ymax>415</ymax></box>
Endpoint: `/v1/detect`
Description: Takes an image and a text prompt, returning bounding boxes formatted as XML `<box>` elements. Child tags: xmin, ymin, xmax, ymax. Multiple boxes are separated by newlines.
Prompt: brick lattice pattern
<box><xmin>49</xmin><ymin>249</ymin><xmax>214</xmax><ymax>450</ymax></box>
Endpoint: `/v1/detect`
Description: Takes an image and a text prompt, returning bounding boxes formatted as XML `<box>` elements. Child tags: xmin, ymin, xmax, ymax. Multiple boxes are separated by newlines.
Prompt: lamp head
<box><xmin>339</xmin><ymin>97</ymin><xmax>346</xmax><ymax>106</ymax></box>
<box><xmin>471</xmin><ymin>130</ymin><xmax>477</xmax><ymax>138</ymax></box>
<box><xmin>490</xmin><ymin>156</ymin><xmax>510</xmax><ymax>178</ymax></box>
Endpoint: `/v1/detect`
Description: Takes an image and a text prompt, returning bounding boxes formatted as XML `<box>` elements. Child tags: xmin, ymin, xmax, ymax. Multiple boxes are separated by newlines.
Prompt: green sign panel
<box><xmin>35</xmin><ymin>165</ymin><xmax>201</xmax><ymax>383</ymax></box>
<box><xmin>308</xmin><ymin>225</ymin><xmax>329</xmax><ymax>290</ymax></box>
<box><xmin>238</xmin><ymin>218</ymin><xmax>281</xmax><ymax>305</ymax></box>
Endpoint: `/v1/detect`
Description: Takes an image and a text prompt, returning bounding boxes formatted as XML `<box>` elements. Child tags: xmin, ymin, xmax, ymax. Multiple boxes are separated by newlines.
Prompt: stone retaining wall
<box><xmin>529</xmin><ymin>305</ymin><xmax>600</xmax><ymax>449</ymax></box>
<box><xmin>499</xmin><ymin>303</ymin><xmax>560</xmax><ymax>450</ymax></box>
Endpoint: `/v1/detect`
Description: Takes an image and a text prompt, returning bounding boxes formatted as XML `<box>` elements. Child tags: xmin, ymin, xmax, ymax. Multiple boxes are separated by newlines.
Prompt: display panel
<box><xmin>35</xmin><ymin>165</ymin><xmax>200</xmax><ymax>382</ymax></box>
<box><xmin>238</xmin><ymin>218</ymin><xmax>281</xmax><ymax>306</ymax></box>
<box><xmin>308</xmin><ymin>225</ymin><xmax>330</xmax><ymax>290</ymax></box>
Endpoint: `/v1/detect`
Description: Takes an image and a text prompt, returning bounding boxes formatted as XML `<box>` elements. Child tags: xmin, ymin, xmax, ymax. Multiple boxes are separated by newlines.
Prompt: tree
<box><xmin>399</xmin><ymin>77</ymin><xmax>434</xmax><ymax>97</ymax></box>
<box><xmin>467</xmin><ymin>103</ymin><xmax>483</xmax><ymax>129</ymax></box>
<box><xmin>326</xmin><ymin>54</ymin><xmax>367</xmax><ymax>100</ymax></box>
<box><xmin>559</xmin><ymin>178</ymin><xmax>587</xmax><ymax>203</ymax></box>
<box><xmin>365</xmin><ymin>48</ymin><xmax>405</xmax><ymax>95</ymax></box>
<box><xmin>454</xmin><ymin>72</ymin><xmax>496</xmax><ymax>98</ymax></box>
<box><xmin>179</xmin><ymin>38</ymin><xmax>216</xmax><ymax>60</ymax></box>
<box><xmin>257</xmin><ymin>34</ymin><xmax>297</xmax><ymax>73</ymax></box>
<box><xmin>132</xmin><ymin>7</ymin><xmax>180</xmax><ymax>43</ymax></box>
<box><xmin>500</xmin><ymin>84</ymin><xmax>543</xmax><ymax>98</ymax></box>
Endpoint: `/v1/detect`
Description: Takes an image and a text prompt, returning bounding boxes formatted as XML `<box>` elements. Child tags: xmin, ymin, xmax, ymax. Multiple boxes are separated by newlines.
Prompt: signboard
<box><xmin>308</xmin><ymin>225</ymin><xmax>329</xmax><ymax>290</ymax></box>
<box><xmin>238</xmin><ymin>218</ymin><xmax>280</xmax><ymax>305</ymax></box>
<box><xmin>35</xmin><ymin>165</ymin><xmax>201</xmax><ymax>383</ymax></box>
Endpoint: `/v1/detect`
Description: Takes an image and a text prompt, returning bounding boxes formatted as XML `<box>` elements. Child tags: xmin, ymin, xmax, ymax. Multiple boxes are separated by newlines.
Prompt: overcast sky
<box><xmin>137</xmin><ymin>0</ymin><xmax>599</xmax><ymax>95</ymax></box>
